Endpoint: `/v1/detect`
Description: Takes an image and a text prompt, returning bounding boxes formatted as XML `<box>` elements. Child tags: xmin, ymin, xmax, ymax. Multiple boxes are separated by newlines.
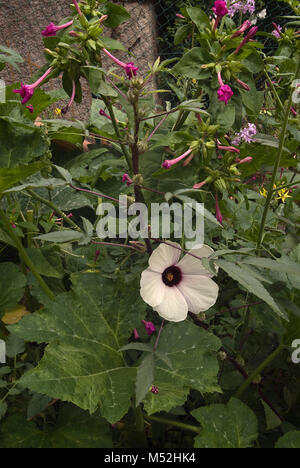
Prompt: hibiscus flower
<box><xmin>140</xmin><ymin>242</ymin><xmax>219</xmax><ymax>322</ymax></box>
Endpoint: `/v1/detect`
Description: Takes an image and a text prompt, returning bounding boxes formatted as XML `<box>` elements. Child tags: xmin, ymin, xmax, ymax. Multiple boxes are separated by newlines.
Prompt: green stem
<box><xmin>257</xmin><ymin>60</ymin><xmax>300</xmax><ymax>249</ymax></box>
<box><xmin>102</xmin><ymin>95</ymin><xmax>132</xmax><ymax>171</ymax></box>
<box><xmin>264</xmin><ymin>69</ymin><xmax>285</xmax><ymax>114</ymax></box>
<box><xmin>26</xmin><ymin>189</ymin><xmax>81</xmax><ymax>231</ymax></box>
<box><xmin>147</xmin><ymin>414</ymin><xmax>200</xmax><ymax>434</ymax></box>
<box><xmin>0</xmin><ymin>209</ymin><xmax>55</xmax><ymax>301</ymax></box>
<box><xmin>235</xmin><ymin>343</ymin><xmax>284</xmax><ymax>398</ymax></box>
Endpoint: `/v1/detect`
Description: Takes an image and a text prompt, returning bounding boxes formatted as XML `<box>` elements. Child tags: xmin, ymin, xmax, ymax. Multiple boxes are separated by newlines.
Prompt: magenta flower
<box><xmin>26</xmin><ymin>104</ymin><xmax>34</xmax><ymax>113</ymax></box>
<box><xmin>212</xmin><ymin>0</ymin><xmax>228</xmax><ymax>17</ymax></box>
<box><xmin>215</xmin><ymin>193</ymin><xmax>223</xmax><ymax>225</ymax></box>
<box><xmin>99</xmin><ymin>109</ymin><xmax>112</xmax><ymax>120</ymax></box>
<box><xmin>162</xmin><ymin>148</ymin><xmax>193</xmax><ymax>169</ymax></box>
<box><xmin>142</xmin><ymin>320</ymin><xmax>156</xmax><ymax>336</ymax></box>
<box><xmin>133</xmin><ymin>328</ymin><xmax>140</xmax><ymax>340</ymax></box>
<box><xmin>41</xmin><ymin>20</ymin><xmax>73</xmax><ymax>37</ymax></box>
<box><xmin>102</xmin><ymin>48</ymin><xmax>139</xmax><ymax>80</ymax></box>
<box><xmin>125</xmin><ymin>62</ymin><xmax>139</xmax><ymax>80</ymax></box>
<box><xmin>73</xmin><ymin>0</ymin><xmax>82</xmax><ymax>16</ymax></box>
<box><xmin>151</xmin><ymin>386</ymin><xmax>159</xmax><ymax>394</ymax></box>
<box><xmin>217</xmin><ymin>72</ymin><xmax>234</xmax><ymax>105</ymax></box>
<box><xmin>122</xmin><ymin>173</ymin><xmax>133</xmax><ymax>186</ymax></box>
<box><xmin>62</xmin><ymin>80</ymin><xmax>76</xmax><ymax>114</ymax></box>
<box><xmin>176</xmin><ymin>13</ymin><xmax>185</xmax><ymax>19</ymax></box>
<box><xmin>218</xmin><ymin>85</ymin><xmax>234</xmax><ymax>105</ymax></box>
<box><xmin>13</xmin><ymin>67</ymin><xmax>52</xmax><ymax>105</ymax></box>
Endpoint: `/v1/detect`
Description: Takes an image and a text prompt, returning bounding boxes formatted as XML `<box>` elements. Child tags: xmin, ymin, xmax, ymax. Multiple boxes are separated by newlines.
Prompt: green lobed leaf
<box><xmin>216</xmin><ymin>259</ymin><xmax>285</xmax><ymax>319</ymax></box>
<box><xmin>0</xmin><ymin>406</ymin><xmax>112</xmax><ymax>448</ymax></box>
<box><xmin>143</xmin><ymin>321</ymin><xmax>221</xmax><ymax>415</ymax></box>
<box><xmin>0</xmin><ymin>263</ymin><xmax>26</xmax><ymax>319</ymax></box>
<box><xmin>275</xmin><ymin>431</ymin><xmax>300</xmax><ymax>448</ymax></box>
<box><xmin>191</xmin><ymin>398</ymin><xmax>258</xmax><ymax>448</ymax></box>
<box><xmin>9</xmin><ymin>272</ymin><xmax>146</xmax><ymax>423</ymax></box>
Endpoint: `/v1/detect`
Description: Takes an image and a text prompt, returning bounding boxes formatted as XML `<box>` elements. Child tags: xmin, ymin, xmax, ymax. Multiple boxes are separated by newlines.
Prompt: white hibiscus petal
<box><xmin>154</xmin><ymin>286</ymin><xmax>188</xmax><ymax>322</ymax></box>
<box><xmin>177</xmin><ymin>274</ymin><xmax>219</xmax><ymax>314</ymax></box>
<box><xmin>149</xmin><ymin>241</ymin><xmax>181</xmax><ymax>273</ymax></box>
<box><xmin>177</xmin><ymin>244</ymin><xmax>217</xmax><ymax>276</ymax></box>
<box><xmin>140</xmin><ymin>268</ymin><xmax>166</xmax><ymax>307</ymax></box>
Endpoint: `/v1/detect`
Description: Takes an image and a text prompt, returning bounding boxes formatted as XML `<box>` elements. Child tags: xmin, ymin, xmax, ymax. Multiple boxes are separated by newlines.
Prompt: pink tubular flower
<box><xmin>231</xmin><ymin>20</ymin><xmax>252</xmax><ymax>38</ymax></box>
<box><xmin>176</xmin><ymin>13</ymin><xmax>185</xmax><ymax>19</ymax></box>
<box><xmin>215</xmin><ymin>193</ymin><xmax>223</xmax><ymax>225</ymax></box>
<box><xmin>217</xmin><ymin>143</ymin><xmax>240</xmax><ymax>153</ymax></box>
<box><xmin>41</xmin><ymin>20</ymin><xmax>73</xmax><ymax>37</ymax></box>
<box><xmin>13</xmin><ymin>67</ymin><xmax>52</xmax><ymax>104</ymax></box>
<box><xmin>234</xmin><ymin>26</ymin><xmax>259</xmax><ymax>54</ymax></box>
<box><xmin>235</xmin><ymin>78</ymin><xmax>250</xmax><ymax>91</ymax></box>
<box><xmin>291</xmin><ymin>107</ymin><xmax>298</xmax><ymax>117</ymax></box>
<box><xmin>236</xmin><ymin>156</ymin><xmax>253</xmax><ymax>164</ymax></box>
<box><xmin>193</xmin><ymin>180</ymin><xmax>208</xmax><ymax>190</ymax></box>
<box><xmin>142</xmin><ymin>320</ymin><xmax>156</xmax><ymax>336</ymax></box>
<box><xmin>102</xmin><ymin>48</ymin><xmax>139</xmax><ymax>79</ymax></box>
<box><xmin>62</xmin><ymin>80</ymin><xmax>76</xmax><ymax>114</ymax></box>
<box><xmin>122</xmin><ymin>173</ymin><xmax>133</xmax><ymax>186</ymax></box>
<box><xmin>73</xmin><ymin>0</ymin><xmax>82</xmax><ymax>16</ymax></box>
<box><xmin>162</xmin><ymin>148</ymin><xmax>193</xmax><ymax>169</ymax></box>
<box><xmin>133</xmin><ymin>328</ymin><xmax>140</xmax><ymax>340</ymax></box>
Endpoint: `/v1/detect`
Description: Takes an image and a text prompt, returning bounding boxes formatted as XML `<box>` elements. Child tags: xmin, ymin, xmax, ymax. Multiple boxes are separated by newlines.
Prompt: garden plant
<box><xmin>0</xmin><ymin>0</ymin><xmax>300</xmax><ymax>449</ymax></box>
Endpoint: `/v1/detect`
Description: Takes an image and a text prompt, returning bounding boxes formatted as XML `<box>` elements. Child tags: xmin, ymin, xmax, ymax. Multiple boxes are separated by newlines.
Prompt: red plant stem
<box><xmin>69</xmin><ymin>184</ymin><xmax>120</xmax><ymax>203</ymax></box>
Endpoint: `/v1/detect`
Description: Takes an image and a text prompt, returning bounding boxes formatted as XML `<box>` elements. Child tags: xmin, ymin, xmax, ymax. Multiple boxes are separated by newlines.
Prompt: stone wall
<box><xmin>0</xmin><ymin>0</ymin><xmax>158</xmax><ymax>119</ymax></box>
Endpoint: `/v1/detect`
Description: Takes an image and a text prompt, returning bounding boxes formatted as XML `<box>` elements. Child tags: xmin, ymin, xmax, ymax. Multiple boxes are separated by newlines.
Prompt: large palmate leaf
<box><xmin>143</xmin><ymin>321</ymin><xmax>221</xmax><ymax>415</ymax></box>
<box><xmin>0</xmin><ymin>405</ymin><xmax>112</xmax><ymax>448</ymax></box>
<box><xmin>191</xmin><ymin>398</ymin><xmax>258</xmax><ymax>448</ymax></box>
<box><xmin>9</xmin><ymin>272</ymin><xmax>146</xmax><ymax>423</ymax></box>
<box><xmin>0</xmin><ymin>263</ymin><xmax>26</xmax><ymax>319</ymax></box>
<box><xmin>0</xmin><ymin>117</ymin><xmax>48</xmax><ymax>168</ymax></box>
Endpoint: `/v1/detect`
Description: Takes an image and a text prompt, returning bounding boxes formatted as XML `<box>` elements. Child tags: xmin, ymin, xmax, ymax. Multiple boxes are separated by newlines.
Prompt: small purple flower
<box><xmin>142</xmin><ymin>320</ymin><xmax>156</xmax><ymax>336</ymax></box>
<box><xmin>228</xmin><ymin>0</ymin><xmax>256</xmax><ymax>17</ymax></box>
<box><xmin>272</xmin><ymin>23</ymin><xmax>282</xmax><ymax>38</ymax></box>
<box><xmin>232</xmin><ymin>123</ymin><xmax>257</xmax><ymax>145</ymax></box>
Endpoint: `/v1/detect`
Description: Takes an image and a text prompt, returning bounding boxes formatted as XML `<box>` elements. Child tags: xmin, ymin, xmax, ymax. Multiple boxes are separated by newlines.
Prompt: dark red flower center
<box><xmin>162</xmin><ymin>266</ymin><xmax>182</xmax><ymax>287</ymax></box>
